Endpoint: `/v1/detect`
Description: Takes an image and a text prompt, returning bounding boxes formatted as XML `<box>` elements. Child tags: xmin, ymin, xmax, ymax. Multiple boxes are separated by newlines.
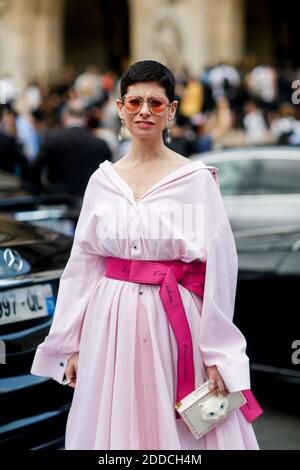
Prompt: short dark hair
<box><xmin>120</xmin><ymin>60</ymin><xmax>175</xmax><ymax>102</ymax></box>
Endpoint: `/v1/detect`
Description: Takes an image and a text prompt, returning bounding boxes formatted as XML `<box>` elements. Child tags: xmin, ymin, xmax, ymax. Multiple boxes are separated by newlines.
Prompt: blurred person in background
<box><xmin>30</xmin><ymin>98</ymin><xmax>112</xmax><ymax>196</ymax></box>
<box><xmin>245</xmin><ymin>63</ymin><xmax>278</xmax><ymax>113</ymax></box>
<box><xmin>179</xmin><ymin>74</ymin><xmax>203</xmax><ymax>118</ymax></box>
<box><xmin>165</xmin><ymin>113</ymin><xmax>196</xmax><ymax>157</ymax></box>
<box><xmin>206</xmin><ymin>62</ymin><xmax>241</xmax><ymax>103</ymax></box>
<box><xmin>99</xmin><ymin>73</ymin><xmax>123</xmax><ymax>139</ymax></box>
<box><xmin>277</xmin><ymin>62</ymin><xmax>297</xmax><ymax>104</ymax></box>
<box><xmin>30</xmin><ymin>108</ymin><xmax>48</xmax><ymax>158</ymax></box>
<box><xmin>23</xmin><ymin>80</ymin><xmax>42</xmax><ymax>112</ymax></box>
<box><xmin>86</xmin><ymin>103</ymin><xmax>118</xmax><ymax>160</ymax></box>
<box><xmin>243</xmin><ymin>99</ymin><xmax>273</xmax><ymax>146</ymax></box>
<box><xmin>14</xmin><ymin>108</ymin><xmax>42</xmax><ymax>165</ymax></box>
<box><xmin>54</xmin><ymin>66</ymin><xmax>77</xmax><ymax>98</ymax></box>
<box><xmin>101</xmin><ymin>70</ymin><xmax>117</xmax><ymax>94</ymax></box>
<box><xmin>0</xmin><ymin>104</ymin><xmax>28</xmax><ymax>178</ymax></box>
<box><xmin>0</xmin><ymin>73</ymin><xmax>17</xmax><ymax>104</ymax></box>
<box><xmin>190</xmin><ymin>112</ymin><xmax>213</xmax><ymax>153</ymax></box>
<box><xmin>0</xmin><ymin>102</ymin><xmax>17</xmax><ymax>137</ymax></box>
<box><xmin>3</xmin><ymin>56</ymin><xmax>300</xmax><ymax>189</ymax></box>
<box><xmin>38</xmin><ymin>90</ymin><xmax>65</xmax><ymax>129</ymax></box>
<box><xmin>200</xmin><ymin>64</ymin><xmax>215</xmax><ymax>113</ymax></box>
<box><xmin>173</xmin><ymin>72</ymin><xmax>186</xmax><ymax>113</ymax></box>
<box><xmin>270</xmin><ymin>102</ymin><xmax>300</xmax><ymax>145</ymax></box>
<box><xmin>206</xmin><ymin>95</ymin><xmax>233</xmax><ymax>146</ymax></box>
<box><xmin>74</xmin><ymin>65</ymin><xmax>107</xmax><ymax>108</ymax></box>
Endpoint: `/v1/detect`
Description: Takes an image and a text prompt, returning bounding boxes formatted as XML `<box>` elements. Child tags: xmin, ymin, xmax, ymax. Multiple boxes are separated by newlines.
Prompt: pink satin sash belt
<box><xmin>105</xmin><ymin>256</ymin><xmax>263</xmax><ymax>423</ymax></box>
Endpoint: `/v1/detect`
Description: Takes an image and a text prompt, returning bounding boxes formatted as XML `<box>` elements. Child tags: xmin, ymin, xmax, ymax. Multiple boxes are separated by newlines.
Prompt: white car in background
<box><xmin>190</xmin><ymin>147</ymin><xmax>300</xmax><ymax>232</ymax></box>
<box><xmin>191</xmin><ymin>148</ymin><xmax>300</xmax><ymax>389</ymax></box>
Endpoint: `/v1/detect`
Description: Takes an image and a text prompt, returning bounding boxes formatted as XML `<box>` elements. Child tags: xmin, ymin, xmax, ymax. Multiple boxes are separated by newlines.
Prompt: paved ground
<box><xmin>253</xmin><ymin>400</ymin><xmax>300</xmax><ymax>449</ymax></box>
<box><xmin>251</xmin><ymin>379</ymin><xmax>300</xmax><ymax>450</ymax></box>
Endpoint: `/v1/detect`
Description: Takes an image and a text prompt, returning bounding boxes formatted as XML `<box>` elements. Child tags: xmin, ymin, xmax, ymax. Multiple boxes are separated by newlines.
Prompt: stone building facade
<box><xmin>0</xmin><ymin>0</ymin><xmax>298</xmax><ymax>90</ymax></box>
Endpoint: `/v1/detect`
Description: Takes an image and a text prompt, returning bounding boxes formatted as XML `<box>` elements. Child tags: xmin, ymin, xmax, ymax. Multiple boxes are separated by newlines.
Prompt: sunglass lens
<box><xmin>149</xmin><ymin>97</ymin><xmax>168</xmax><ymax>114</ymax></box>
<box><xmin>124</xmin><ymin>97</ymin><xmax>142</xmax><ymax>113</ymax></box>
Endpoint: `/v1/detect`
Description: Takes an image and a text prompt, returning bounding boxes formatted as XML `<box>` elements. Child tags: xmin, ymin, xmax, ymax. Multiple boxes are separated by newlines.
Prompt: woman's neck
<box><xmin>126</xmin><ymin>136</ymin><xmax>171</xmax><ymax>165</ymax></box>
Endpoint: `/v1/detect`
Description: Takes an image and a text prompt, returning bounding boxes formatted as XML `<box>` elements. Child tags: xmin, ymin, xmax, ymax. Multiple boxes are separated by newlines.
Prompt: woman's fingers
<box><xmin>64</xmin><ymin>355</ymin><xmax>78</xmax><ymax>388</ymax></box>
<box><xmin>209</xmin><ymin>383</ymin><xmax>218</xmax><ymax>396</ymax></box>
<box><xmin>64</xmin><ymin>365</ymin><xmax>76</xmax><ymax>388</ymax></box>
<box><xmin>207</xmin><ymin>373</ymin><xmax>219</xmax><ymax>396</ymax></box>
<box><xmin>206</xmin><ymin>365</ymin><xmax>229</xmax><ymax>396</ymax></box>
<box><xmin>216</xmin><ymin>377</ymin><xmax>228</xmax><ymax>396</ymax></box>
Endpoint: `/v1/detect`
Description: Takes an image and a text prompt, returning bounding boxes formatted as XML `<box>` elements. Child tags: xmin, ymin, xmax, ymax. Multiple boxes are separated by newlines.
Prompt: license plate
<box><xmin>0</xmin><ymin>283</ymin><xmax>55</xmax><ymax>326</ymax></box>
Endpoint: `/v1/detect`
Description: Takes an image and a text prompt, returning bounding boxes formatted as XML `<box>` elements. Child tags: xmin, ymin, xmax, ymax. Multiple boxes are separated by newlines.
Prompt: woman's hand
<box><xmin>63</xmin><ymin>352</ymin><xmax>79</xmax><ymax>388</ymax></box>
<box><xmin>205</xmin><ymin>365</ymin><xmax>229</xmax><ymax>396</ymax></box>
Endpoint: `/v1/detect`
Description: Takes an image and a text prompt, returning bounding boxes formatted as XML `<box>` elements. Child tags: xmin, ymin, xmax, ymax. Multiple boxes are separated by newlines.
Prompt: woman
<box><xmin>31</xmin><ymin>60</ymin><xmax>260</xmax><ymax>450</ymax></box>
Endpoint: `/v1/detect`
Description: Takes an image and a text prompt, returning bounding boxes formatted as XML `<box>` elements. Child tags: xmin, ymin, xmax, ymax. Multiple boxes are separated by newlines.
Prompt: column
<box><xmin>0</xmin><ymin>0</ymin><xmax>64</xmax><ymax>92</ymax></box>
<box><xmin>128</xmin><ymin>0</ymin><xmax>246</xmax><ymax>76</ymax></box>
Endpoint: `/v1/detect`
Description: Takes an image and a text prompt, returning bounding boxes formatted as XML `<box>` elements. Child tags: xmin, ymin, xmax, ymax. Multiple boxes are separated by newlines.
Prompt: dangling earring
<box><xmin>118</xmin><ymin>119</ymin><xmax>125</xmax><ymax>141</ymax></box>
<box><xmin>165</xmin><ymin>122</ymin><xmax>172</xmax><ymax>144</ymax></box>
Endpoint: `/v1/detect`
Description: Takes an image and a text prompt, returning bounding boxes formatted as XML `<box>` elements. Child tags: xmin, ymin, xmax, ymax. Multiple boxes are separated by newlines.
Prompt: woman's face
<box><xmin>116</xmin><ymin>81</ymin><xmax>178</xmax><ymax>140</ymax></box>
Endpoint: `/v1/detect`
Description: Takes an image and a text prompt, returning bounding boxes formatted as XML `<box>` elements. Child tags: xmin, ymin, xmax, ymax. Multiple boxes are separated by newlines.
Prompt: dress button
<box><xmin>133</xmin><ymin>245</ymin><xmax>137</xmax><ymax>249</ymax></box>
<box><xmin>59</xmin><ymin>362</ymin><xmax>64</xmax><ymax>367</ymax></box>
<box><xmin>139</xmin><ymin>291</ymin><xmax>143</xmax><ymax>295</ymax></box>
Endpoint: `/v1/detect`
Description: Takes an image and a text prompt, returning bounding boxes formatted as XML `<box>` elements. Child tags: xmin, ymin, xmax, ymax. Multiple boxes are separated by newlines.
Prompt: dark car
<box><xmin>0</xmin><ymin>169</ymin><xmax>82</xmax><ymax>237</ymax></box>
<box><xmin>0</xmin><ymin>215</ymin><xmax>73</xmax><ymax>449</ymax></box>
<box><xmin>233</xmin><ymin>225</ymin><xmax>300</xmax><ymax>387</ymax></box>
<box><xmin>0</xmin><ymin>193</ymin><xmax>82</xmax><ymax>237</ymax></box>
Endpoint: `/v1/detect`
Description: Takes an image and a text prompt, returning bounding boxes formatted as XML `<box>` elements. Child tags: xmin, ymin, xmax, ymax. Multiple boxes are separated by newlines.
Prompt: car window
<box><xmin>212</xmin><ymin>159</ymin><xmax>257</xmax><ymax>195</ymax></box>
<box><xmin>256</xmin><ymin>159</ymin><xmax>300</xmax><ymax>194</ymax></box>
<box><xmin>215</xmin><ymin>158</ymin><xmax>300</xmax><ymax>195</ymax></box>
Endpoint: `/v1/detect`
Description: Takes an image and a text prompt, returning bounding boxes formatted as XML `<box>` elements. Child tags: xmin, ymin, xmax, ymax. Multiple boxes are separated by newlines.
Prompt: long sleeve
<box><xmin>30</xmin><ymin>170</ymin><xmax>105</xmax><ymax>383</ymax></box>
<box><xmin>198</xmin><ymin>169</ymin><xmax>251</xmax><ymax>392</ymax></box>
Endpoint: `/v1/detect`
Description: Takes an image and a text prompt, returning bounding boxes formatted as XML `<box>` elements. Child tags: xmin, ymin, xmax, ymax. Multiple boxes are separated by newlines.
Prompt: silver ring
<box><xmin>208</xmin><ymin>379</ymin><xmax>217</xmax><ymax>386</ymax></box>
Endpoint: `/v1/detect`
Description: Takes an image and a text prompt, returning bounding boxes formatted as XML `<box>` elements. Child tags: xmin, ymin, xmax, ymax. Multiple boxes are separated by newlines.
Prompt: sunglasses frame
<box><xmin>121</xmin><ymin>94</ymin><xmax>173</xmax><ymax>115</ymax></box>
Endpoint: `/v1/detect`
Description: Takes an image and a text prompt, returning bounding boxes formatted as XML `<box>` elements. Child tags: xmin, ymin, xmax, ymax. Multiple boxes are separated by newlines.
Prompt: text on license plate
<box><xmin>0</xmin><ymin>283</ymin><xmax>55</xmax><ymax>326</ymax></box>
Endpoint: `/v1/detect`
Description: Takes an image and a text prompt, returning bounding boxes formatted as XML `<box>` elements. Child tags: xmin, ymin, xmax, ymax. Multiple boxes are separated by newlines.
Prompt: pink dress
<box><xmin>31</xmin><ymin>159</ymin><xmax>259</xmax><ymax>450</ymax></box>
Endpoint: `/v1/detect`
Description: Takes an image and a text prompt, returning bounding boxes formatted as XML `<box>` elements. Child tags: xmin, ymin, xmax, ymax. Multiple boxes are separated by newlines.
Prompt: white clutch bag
<box><xmin>174</xmin><ymin>380</ymin><xmax>247</xmax><ymax>439</ymax></box>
